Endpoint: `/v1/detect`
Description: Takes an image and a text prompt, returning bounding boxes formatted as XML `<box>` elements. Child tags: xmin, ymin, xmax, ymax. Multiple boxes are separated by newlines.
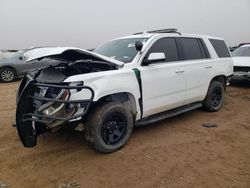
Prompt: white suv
<box><xmin>16</xmin><ymin>29</ymin><xmax>233</xmax><ymax>153</ymax></box>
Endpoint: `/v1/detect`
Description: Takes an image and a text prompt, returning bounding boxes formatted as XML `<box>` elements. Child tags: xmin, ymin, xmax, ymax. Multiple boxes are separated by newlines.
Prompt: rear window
<box><xmin>181</xmin><ymin>38</ymin><xmax>209</xmax><ymax>60</ymax></box>
<box><xmin>209</xmin><ymin>39</ymin><xmax>231</xmax><ymax>58</ymax></box>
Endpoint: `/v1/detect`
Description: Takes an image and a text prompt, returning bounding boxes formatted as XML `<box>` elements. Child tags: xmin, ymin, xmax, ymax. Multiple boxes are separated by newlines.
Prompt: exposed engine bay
<box><xmin>29</xmin><ymin>49</ymin><xmax>119</xmax><ymax>80</ymax></box>
<box><xmin>16</xmin><ymin>49</ymin><xmax>120</xmax><ymax>148</ymax></box>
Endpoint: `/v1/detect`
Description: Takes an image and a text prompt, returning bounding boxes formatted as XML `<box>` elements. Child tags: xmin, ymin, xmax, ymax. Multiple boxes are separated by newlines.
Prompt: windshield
<box><xmin>232</xmin><ymin>46</ymin><xmax>250</xmax><ymax>57</ymax></box>
<box><xmin>94</xmin><ymin>38</ymin><xmax>148</xmax><ymax>63</ymax></box>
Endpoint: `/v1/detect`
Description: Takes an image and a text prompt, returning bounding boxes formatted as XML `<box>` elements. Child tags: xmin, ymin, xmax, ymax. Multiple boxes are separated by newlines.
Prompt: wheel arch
<box><xmin>94</xmin><ymin>92</ymin><xmax>138</xmax><ymax>120</ymax></box>
<box><xmin>0</xmin><ymin>66</ymin><xmax>17</xmax><ymax>73</ymax></box>
<box><xmin>210</xmin><ymin>75</ymin><xmax>227</xmax><ymax>89</ymax></box>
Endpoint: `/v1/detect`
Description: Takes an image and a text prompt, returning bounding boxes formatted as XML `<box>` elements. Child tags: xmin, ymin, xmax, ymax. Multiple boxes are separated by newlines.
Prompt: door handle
<box><xmin>175</xmin><ymin>70</ymin><xmax>185</xmax><ymax>74</ymax></box>
<box><xmin>205</xmin><ymin>66</ymin><xmax>212</xmax><ymax>69</ymax></box>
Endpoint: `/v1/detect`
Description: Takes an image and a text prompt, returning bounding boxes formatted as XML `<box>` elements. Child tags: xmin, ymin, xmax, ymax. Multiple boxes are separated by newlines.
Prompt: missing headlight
<box><xmin>38</xmin><ymin>89</ymin><xmax>70</xmax><ymax>115</ymax></box>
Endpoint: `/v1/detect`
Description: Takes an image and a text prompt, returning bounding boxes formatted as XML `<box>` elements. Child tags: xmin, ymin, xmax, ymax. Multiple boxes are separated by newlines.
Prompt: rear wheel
<box><xmin>85</xmin><ymin>102</ymin><xmax>134</xmax><ymax>153</ymax></box>
<box><xmin>0</xmin><ymin>67</ymin><xmax>17</xmax><ymax>82</ymax></box>
<box><xmin>203</xmin><ymin>80</ymin><xmax>225</xmax><ymax>112</ymax></box>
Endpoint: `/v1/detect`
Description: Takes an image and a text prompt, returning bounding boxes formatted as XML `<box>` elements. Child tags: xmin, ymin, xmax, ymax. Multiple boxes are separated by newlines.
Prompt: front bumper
<box><xmin>16</xmin><ymin>76</ymin><xmax>94</xmax><ymax>147</ymax></box>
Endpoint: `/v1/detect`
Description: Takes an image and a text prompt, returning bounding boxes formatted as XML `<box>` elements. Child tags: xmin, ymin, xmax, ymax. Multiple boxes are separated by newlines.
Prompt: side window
<box><xmin>181</xmin><ymin>38</ymin><xmax>203</xmax><ymax>60</ymax></box>
<box><xmin>209</xmin><ymin>39</ymin><xmax>231</xmax><ymax>58</ymax></box>
<box><xmin>146</xmin><ymin>37</ymin><xmax>179</xmax><ymax>62</ymax></box>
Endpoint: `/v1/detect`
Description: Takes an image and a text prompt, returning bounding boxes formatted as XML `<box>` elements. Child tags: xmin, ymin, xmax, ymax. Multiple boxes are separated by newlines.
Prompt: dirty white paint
<box><xmin>0</xmin><ymin>0</ymin><xmax>249</xmax><ymax>49</ymax></box>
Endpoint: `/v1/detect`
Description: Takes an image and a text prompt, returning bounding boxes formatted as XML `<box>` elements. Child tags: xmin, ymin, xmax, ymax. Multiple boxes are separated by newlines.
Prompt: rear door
<box><xmin>178</xmin><ymin>37</ymin><xmax>212</xmax><ymax>104</ymax></box>
<box><xmin>139</xmin><ymin>37</ymin><xmax>187</xmax><ymax>117</ymax></box>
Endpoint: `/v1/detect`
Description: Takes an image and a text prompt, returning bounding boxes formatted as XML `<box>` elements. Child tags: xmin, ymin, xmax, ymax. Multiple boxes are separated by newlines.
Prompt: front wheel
<box><xmin>85</xmin><ymin>102</ymin><xmax>134</xmax><ymax>153</ymax></box>
<box><xmin>203</xmin><ymin>80</ymin><xmax>225</xmax><ymax>112</ymax></box>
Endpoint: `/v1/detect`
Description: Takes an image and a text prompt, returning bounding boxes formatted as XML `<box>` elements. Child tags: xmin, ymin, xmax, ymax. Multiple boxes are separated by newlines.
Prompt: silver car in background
<box><xmin>0</xmin><ymin>47</ymin><xmax>77</xmax><ymax>82</ymax></box>
<box><xmin>0</xmin><ymin>49</ymin><xmax>25</xmax><ymax>82</ymax></box>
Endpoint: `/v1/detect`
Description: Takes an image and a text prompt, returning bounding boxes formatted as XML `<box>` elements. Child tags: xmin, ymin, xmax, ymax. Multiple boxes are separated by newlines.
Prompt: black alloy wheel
<box><xmin>211</xmin><ymin>86</ymin><xmax>223</xmax><ymax>108</ymax></box>
<box><xmin>101</xmin><ymin>112</ymin><xmax>128</xmax><ymax>145</ymax></box>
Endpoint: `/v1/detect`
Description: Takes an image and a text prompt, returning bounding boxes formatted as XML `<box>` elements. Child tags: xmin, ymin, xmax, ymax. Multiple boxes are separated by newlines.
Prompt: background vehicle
<box><xmin>229</xmin><ymin>43</ymin><xmax>250</xmax><ymax>52</ymax></box>
<box><xmin>15</xmin><ymin>29</ymin><xmax>233</xmax><ymax>153</ymax></box>
<box><xmin>232</xmin><ymin>44</ymin><xmax>250</xmax><ymax>81</ymax></box>
<box><xmin>0</xmin><ymin>49</ymin><xmax>25</xmax><ymax>82</ymax></box>
<box><xmin>0</xmin><ymin>47</ymin><xmax>75</xmax><ymax>82</ymax></box>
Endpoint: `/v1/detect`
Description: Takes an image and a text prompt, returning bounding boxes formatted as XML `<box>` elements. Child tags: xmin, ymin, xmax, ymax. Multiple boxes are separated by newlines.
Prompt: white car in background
<box><xmin>232</xmin><ymin>44</ymin><xmax>250</xmax><ymax>81</ymax></box>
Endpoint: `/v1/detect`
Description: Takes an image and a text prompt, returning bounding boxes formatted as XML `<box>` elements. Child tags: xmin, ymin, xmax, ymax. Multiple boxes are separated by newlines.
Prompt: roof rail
<box><xmin>133</xmin><ymin>28</ymin><xmax>181</xmax><ymax>35</ymax></box>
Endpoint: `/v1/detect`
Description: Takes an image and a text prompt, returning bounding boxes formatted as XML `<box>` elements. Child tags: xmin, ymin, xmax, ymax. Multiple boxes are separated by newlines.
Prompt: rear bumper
<box><xmin>16</xmin><ymin>76</ymin><xmax>94</xmax><ymax>147</ymax></box>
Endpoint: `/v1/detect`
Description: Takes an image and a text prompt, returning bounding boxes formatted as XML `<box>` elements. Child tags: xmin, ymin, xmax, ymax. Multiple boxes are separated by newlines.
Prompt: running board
<box><xmin>136</xmin><ymin>102</ymin><xmax>202</xmax><ymax>126</ymax></box>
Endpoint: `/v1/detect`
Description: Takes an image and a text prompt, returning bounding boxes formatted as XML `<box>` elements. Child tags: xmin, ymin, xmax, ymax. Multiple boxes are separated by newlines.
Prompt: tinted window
<box><xmin>146</xmin><ymin>38</ymin><xmax>179</xmax><ymax>62</ymax></box>
<box><xmin>181</xmin><ymin>38</ymin><xmax>203</xmax><ymax>60</ymax></box>
<box><xmin>209</xmin><ymin>39</ymin><xmax>231</xmax><ymax>58</ymax></box>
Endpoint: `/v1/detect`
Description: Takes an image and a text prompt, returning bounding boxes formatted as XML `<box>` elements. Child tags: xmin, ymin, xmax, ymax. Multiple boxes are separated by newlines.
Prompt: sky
<box><xmin>0</xmin><ymin>0</ymin><xmax>249</xmax><ymax>49</ymax></box>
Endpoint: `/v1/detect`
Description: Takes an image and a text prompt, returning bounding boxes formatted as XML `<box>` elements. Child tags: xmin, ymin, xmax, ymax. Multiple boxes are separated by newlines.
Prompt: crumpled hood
<box><xmin>232</xmin><ymin>57</ymin><xmax>250</xmax><ymax>67</ymax></box>
<box><xmin>23</xmin><ymin>47</ymin><xmax>124</xmax><ymax>67</ymax></box>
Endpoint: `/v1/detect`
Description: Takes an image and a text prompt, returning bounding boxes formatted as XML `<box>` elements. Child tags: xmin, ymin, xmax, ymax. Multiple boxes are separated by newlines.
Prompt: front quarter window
<box><xmin>94</xmin><ymin>38</ymin><xmax>148</xmax><ymax>63</ymax></box>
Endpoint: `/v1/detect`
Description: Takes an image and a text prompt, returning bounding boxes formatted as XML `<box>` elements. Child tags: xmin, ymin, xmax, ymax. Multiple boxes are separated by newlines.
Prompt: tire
<box><xmin>0</xmin><ymin>67</ymin><xmax>17</xmax><ymax>82</ymax></box>
<box><xmin>85</xmin><ymin>102</ymin><xmax>134</xmax><ymax>153</ymax></box>
<box><xmin>202</xmin><ymin>80</ymin><xmax>225</xmax><ymax>112</ymax></box>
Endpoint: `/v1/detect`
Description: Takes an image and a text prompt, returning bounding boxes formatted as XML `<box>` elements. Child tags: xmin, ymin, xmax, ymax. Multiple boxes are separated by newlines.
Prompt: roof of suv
<box><xmin>116</xmin><ymin>29</ymin><xmax>223</xmax><ymax>41</ymax></box>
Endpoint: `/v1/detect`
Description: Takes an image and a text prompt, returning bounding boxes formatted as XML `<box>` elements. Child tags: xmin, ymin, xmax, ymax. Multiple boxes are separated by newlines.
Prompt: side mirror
<box><xmin>147</xmin><ymin>52</ymin><xmax>166</xmax><ymax>63</ymax></box>
<box><xmin>135</xmin><ymin>41</ymin><xmax>143</xmax><ymax>51</ymax></box>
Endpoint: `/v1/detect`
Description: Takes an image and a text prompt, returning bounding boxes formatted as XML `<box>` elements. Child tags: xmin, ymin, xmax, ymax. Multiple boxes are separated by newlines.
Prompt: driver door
<box><xmin>139</xmin><ymin>37</ymin><xmax>187</xmax><ymax>118</ymax></box>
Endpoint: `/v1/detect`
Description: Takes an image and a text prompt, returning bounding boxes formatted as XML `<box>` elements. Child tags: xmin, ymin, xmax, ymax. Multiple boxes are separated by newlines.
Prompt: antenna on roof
<box><xmin>133</xmin><ymin>28</ymin><xmax>181</xmax><ymax>35</ymax></box>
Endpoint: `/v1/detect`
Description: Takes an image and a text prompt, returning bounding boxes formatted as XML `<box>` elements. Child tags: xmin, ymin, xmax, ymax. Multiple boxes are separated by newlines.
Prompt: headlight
<box><xmin>68</xmin><ymin>81</ymin><xmax>84</xmax><ymax>86</ymax></box>
<box><xmin>68</xmin><ymin>81</ymin><xmax>84</xmax><ymax>92</ymax></box>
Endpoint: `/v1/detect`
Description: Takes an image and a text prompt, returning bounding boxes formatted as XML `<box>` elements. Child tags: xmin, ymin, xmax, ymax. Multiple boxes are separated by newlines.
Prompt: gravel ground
<box><xmin>0</xmin><ymin>81</ymin><xmax>249</xmax><ymax>188</ymax></box>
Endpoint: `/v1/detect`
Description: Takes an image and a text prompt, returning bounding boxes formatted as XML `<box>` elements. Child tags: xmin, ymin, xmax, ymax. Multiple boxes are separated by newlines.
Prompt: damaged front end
<box><xmin>16</xmin><ymin>74</ymin><xmax>94</xmax><ymax>147</ymax></box>
<box><xmin>16</xmin><ymin>48</ymin><xmax>121</xmax><ymax>147</ymax></box>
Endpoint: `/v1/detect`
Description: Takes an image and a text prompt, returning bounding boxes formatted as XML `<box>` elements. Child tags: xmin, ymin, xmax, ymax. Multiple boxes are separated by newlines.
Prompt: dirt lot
<box><xmin>0</xmin><ymin>81</ymin><xmax>249</xmax><ymax>188</ymax></box>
